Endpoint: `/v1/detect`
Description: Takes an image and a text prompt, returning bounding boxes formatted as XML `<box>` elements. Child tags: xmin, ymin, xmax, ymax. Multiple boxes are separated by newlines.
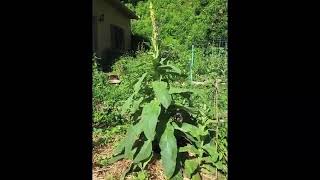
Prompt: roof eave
<box><xmin>106</xmin><ymin>0</ymin><xmax>139</xmax><ymax>20</ymax></box>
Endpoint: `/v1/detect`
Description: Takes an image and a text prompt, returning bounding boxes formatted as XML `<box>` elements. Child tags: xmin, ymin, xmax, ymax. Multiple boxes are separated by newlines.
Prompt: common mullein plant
<box><xmin>104</xmin><ymin>2</ymin><xmax>226</xmax><ymax>179</ymax></box>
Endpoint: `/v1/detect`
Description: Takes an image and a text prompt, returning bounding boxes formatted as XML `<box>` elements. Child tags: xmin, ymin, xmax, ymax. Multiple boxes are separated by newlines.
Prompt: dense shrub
<box><xmin>124</xmin><ymin>0</ymin><xmax>227</xmax><ymax>49</ymax></box>
<box><xmin>93</xmin><ymin>52</ymin><xmax>155</xmax><ymax>129</ymax></box>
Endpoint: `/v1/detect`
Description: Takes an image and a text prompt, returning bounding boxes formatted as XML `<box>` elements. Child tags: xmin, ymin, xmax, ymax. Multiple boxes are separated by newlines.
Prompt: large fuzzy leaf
<box><xmin>101</xmin><ymin>154</ymin><xmax>125</xmax><ymax>166</ymax></box>
<box><xmin>121</xmin><ymin>73</ymin><xmax>147</xmax><ymax>116</ymax></box>
<box><xmin>203</xmin><ymin>143</ymin><xmax>218</xmax><ymax>162</ymax></box>
<box><xmin>133</xmin><ymin>140</ymin><xmax>153</xmax><ymax>163</ymax></box>
<box><xmin>171</xmin><ymin>170</ymin><xmax>183</xmax><ymax>180</ymax></box>
<box><xmin>152</xmin><ymin>81</ymin><xmax>172</xmax><ymax>109</ymax></box>
<box><xmin>173</xmin><ymin>122</ymin><xmax>201</xmax><ymax>140</ymax></box>
<box><xmin>124</xmin><ymin>122</ymin><xmax>143</xmax><ymax>159</ymax></box>
<box><xmin>182</xmin><ymin>123</ymin><xmax>202</xmax><ymax>139</ymax></box>
<box><xmin>172</xmin><ymin>122</ymin><xmax>198</xmax><ymax>145</ymax></box>
<box><xmin>134</xmin><ymin>73</ymin><xmax>147</xmax><ymax>94</ymax></box>
<box><xmin>130</xmin><ymin>97</ymin><xmax>144</xmax><ymax>115</ymax></box>
<box><xmin>179</xmin><ymin>144</ymin><xmax>199</xmax><ymax>155</ymax></box>
<box><xmin>141</xmin><ymin>100</ymin><xmax>161</xmax><ymax>140</ymax></box>
<box><xmin>184</xmin><ymin>158</ymin><xmax>199</xmax><ymax>178</ymax></box>
<box><xmin>214</xmin><ymin>161</ymin><xmax>224</xmax><ymax>170</ymax></box>
<box><xmin>141</xmin><ymin>152</ymin><xmax>153</xmax><ymax>169</ymax></box>
<box><xmin>191</xmin><ymin>172</ymin><xmax>201</xmax><ymax>180</ymax></box>
<box><xmin>159</xmin><ymin>123</ymin><xmax>177</xmax><ymax>178</ymax></box>
<box><xmin>121</xmin><ymin>94</ymin><xmax>134</xmax><ymax>116</ymax></box>
<box><xmin>113</xmin><ymin>138</ymin><xmax>126</xmax><ymax>155</ymax></box>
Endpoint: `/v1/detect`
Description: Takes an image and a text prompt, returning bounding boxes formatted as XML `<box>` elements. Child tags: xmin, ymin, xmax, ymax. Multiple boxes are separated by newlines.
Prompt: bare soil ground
<box><xmin>93</xmin><ymin>142</ymin><xmax>166</xmax><ymax>180</ymax></box>
<box><xmin>93</xmin><ymin>141</ymin><xmax>222</xmax><ymax>180</ymax></box>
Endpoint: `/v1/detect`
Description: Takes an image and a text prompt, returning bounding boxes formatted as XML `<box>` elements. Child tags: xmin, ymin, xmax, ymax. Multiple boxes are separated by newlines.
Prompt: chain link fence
<box><xmin>211</xmin><ymin>38</ymin><xmax>228</xmax><ymax>49</ymax></box>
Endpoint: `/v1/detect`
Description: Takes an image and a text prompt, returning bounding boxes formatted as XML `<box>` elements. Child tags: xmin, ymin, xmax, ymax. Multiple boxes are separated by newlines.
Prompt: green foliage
<box><xmin>93</xmin><ymin>125</ymin><xmax>128</xmax><ymax>147</ymax></box>
<box><xmin>184</xmin><ymin>159</ymin><xmax>199</xmax><ymax>178</ymax></box>
<box><xmin>93</xmin><ymin>53</ymin><xmax>154</xmax><ymax>129</ymax></box>
<box><xmin>140</xmin><ymin>100</ymin><xmax>161</xmax><ymax>140</ymax></box>
<box><xmin>130</xmin><ymin>0</ymin><xmax>227</xmax><ymax>49</ymax></box>
<box><xmin>159</xmin><ymin>122</ymin><xmax>177</xmax><ymax>178</ymax></box>
<box><xmin>102</xmin><ymin>3</ymin><xmax>228</xmax><ymax>179</ymax></box>
<box><xmin>94</xmin><ymin>0</ymin><xmax>227</xmax><ymax>179</ymax></box>
<box><xmin>152</xmin><ymin>81</ymin><xmax>172</xmax><ymax>109</ymax></box>
<box><xmin>133</xmin><ymin>140</ymin><xmax>152</xmax><ymax>163</ymax></box>
<box><xmin>132</xmin><ymin>170</ymin><xmax>149</xmax><ymax>180</ymax></box>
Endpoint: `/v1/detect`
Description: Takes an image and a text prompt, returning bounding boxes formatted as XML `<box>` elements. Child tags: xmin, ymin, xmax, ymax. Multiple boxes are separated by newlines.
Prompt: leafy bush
<box><xmin>102</xmin><ymin>3</ymin><xmax>227</xmax><ymax>179</ymax></box>
<box><xmin>94</xmin><ymin>0</ymin><xmax>228</xmax><ymax>178</ymax></box>
<box><xmin>93</xmin><ymin>52</ymin><xmax>155</xmax><ymax>129</ymax></box>
<box><xmin>126</xmin><ymin>0</ymin><xmax>227</xmax><ymax>49</ymax></box>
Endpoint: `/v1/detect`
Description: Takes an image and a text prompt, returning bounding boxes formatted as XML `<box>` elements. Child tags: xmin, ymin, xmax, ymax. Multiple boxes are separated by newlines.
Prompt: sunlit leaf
<box><xmin>185</xmin><ymin>158</ymin><xmax>199</xmax><ymax>178</ymax></box>
<box><xmin>152</xmin><ymin>81</ymin><xmax>172</xmax><ymax>109</ymax></box>
<box><xmin>133</xmin><ymin>140</ymin><xmax>153</xmax><ymax>163</ymax></box>
<box><xmin>160</xmin><ymin>123</ymin><xmax>177</xmax><ymax>178</ymax></box>
<box><xmin>141</xmin><ymin>100</ymin><xmax>161</xmax><ymax>140</ymax></box>
<box><xmin>134</xmin><ymin>73</ymin><xmax>147</xmax><ymax>94</ymax></box>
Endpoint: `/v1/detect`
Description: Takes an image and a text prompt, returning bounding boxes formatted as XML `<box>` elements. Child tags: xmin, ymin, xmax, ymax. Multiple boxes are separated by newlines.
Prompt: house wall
<box><xmin>93</xmin><ymin>0</ymin><xmax>132</xmax><ymax>57</ymax></box>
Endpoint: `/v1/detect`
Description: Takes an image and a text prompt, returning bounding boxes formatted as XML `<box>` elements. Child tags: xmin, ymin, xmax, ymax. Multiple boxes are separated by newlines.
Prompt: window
<box><xmin>110</xmin><ymin>24</ymin><xmax>125</xmax><ymax>51</ymax></box>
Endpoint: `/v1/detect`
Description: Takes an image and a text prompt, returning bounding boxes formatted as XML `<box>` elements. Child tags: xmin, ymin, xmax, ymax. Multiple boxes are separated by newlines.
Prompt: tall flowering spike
<box><xmin>149</xmin><ymin>1</ymin><xmax>159</xmax><ymax>59</ymax></box>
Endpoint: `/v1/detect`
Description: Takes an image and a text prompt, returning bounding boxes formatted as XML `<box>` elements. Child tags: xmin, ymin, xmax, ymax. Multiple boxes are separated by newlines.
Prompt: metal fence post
<box><xmin>189</xmin><ymin>45</ymin><xmax>194</xmax><ymax>82</ymax></box>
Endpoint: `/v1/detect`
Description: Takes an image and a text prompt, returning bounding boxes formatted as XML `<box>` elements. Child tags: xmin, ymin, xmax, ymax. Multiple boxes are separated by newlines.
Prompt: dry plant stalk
<box><xmin>149</xmin><ymin>1</ymin><xmax>159</xmax><ymax>59</ymax></box>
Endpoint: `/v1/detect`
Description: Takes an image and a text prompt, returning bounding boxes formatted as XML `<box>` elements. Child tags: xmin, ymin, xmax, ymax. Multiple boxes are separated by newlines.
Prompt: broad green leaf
<box><xmin>141</xmin><ymin>100</ymin><xmax>161</xmax><ymax>140</ymax></box>
<box><xmin>121</xmin><ymin>94</ymin><xmax>134</xmax><ymax>116</ymax></box>
<box><xmin>102</xmin><ymin>154</ymin><xmax>125</xmax><ymax>165</ymax></box>
<box><xmin>133</xmin><ymin>140</ymin><xmax>152</xmax><ymax>163</ymax></box>
<box><xmin>214</xmin><ymin>161</ymin><xmax>223</xmax><ymax>170</ymax></box>
<box><xmin>130</xmin><ymin>97</ymin><xmax>144</xmax><ymax>114</ymax></box>
<box><xmin>142</xmin><ymin>152</ymin><xmax>153</xmax><ymax>169</ymax></box>
<box><xmin>173</xmin><ymin>122</ymin><xmax>201</xmax><ymax>140</ymax></box>
<box><xmin>179</xmin><ymin>144</ymin><xmax>199</xmax><ymax>155</ymax></box>
<box><xmin>124</xmin><ymin>122</ymin><xmax>143</xmax><ymax>159</ymax></box>
<box><xmin>134</xmin><ymin>73</ymin><xmax>147</xmax><ymax>94</ymax></box>
<box><xmin>181</xmin><ymin>123</ymin><xmax>202</xmax><ymax>139</ymax></box>
<box><xmin>169</xmin><ymin>87</ymin><xmax>193</xmax><ymax>94</ymax></box>
<box><xmin>203</xmin><ymin>143</ymin><xmax>218</xmax><ymax>162</ymax></box>
<box><xmin>171</xmin><ymin>170</ymin><xmax>183</xmax><ymax>180</ymax></box>
<box><xmin>184</xmin><ymin>159</ymin><xmax>199</xmax><ymax>178</ymax></box>
<box><xmin>185</xmin><ymin>133</ymin><xmax>199</xmax><ymax>146</ymax></box>
<box><xmin>160</xmin><ymin>123</ymin><xmax>177</xmax><ymax>178</ymax></box>
<box><xmin>159</xmin><ymin>65</ymin><xmax>182</xmax><ymax>74</ymax></box>
<box><xmin>173</xmin><ymin>103</ymin><xmax>198</xmax><ymax>114</ymax></box>
<box><xmin>172</xmin><ymin>122</ymin><xmax>198</xmax><ymax>145</ymax></box>
<box><xmin>152</xmin><ymin>81</ymin><xmax>172</xmax><ymax>109</ymax></box>
<box><xmin>191</xmin><ymin>172</ymin><xmax>201</xmax><ymax>180</ymax></box>
<box><xmin>171</xmin><ymin>122</ymin><xmax>180</xmax><ymax>129</ymax></box>
<box><xmin>202</xmin><ymin>157</ymin><xmax>215</xmax><ymax>164</ymax></box>
<box><xmin>113</xmin><ymin>138</ymin><xmax>126</xmax><ymax>155</ymax></box>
